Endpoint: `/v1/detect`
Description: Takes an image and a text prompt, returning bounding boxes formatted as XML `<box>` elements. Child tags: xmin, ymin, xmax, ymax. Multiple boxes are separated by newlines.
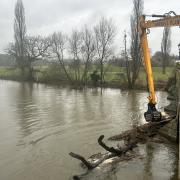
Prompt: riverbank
<box><xmin>0</xmin><ymin>66</ymin><xmax>174</xmax><ymax>90</ymax></box>
<box><xmin>159</xmin><ymin>63</ymin><xmax>180</xmax><ymax>143</ymax></box>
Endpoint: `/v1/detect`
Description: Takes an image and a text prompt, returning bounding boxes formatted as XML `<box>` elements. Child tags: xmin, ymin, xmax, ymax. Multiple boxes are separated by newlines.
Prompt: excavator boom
<box><xmin>141</xmin><ymin>15</ymin><xmax>180</xmax><ymax>28</ymax></box>
<box><xmin>139</xmin><ymin>12</ymin><xmax>180</xmax><ymax>122</ymax></box>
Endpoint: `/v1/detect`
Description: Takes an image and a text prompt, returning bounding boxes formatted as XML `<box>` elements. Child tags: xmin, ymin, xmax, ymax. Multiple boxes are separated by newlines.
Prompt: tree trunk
<box><xmin>162</xmin><ymin>55</ymin><xmax>166</xmax><ymax>74</ymax></box>
<box><xmin>28</xmin><ymin>67</ymin><xmax>34</xmax><ymax>81</ymax></box>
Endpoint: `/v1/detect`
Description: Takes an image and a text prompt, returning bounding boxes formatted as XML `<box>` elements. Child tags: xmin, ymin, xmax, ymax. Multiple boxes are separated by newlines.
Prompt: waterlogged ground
<box><xmin>0</xmin><ymin>80</ymin><xmax>178</xmax><ymax>180</ymax></box>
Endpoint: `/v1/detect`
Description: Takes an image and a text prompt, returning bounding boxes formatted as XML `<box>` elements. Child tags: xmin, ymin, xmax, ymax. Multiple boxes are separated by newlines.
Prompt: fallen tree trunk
<box><xmin>69</xmin><ymin>135</ymin><xmax>137</xmax><ymax>170</ymax></box>
<box><xmin>69</xmin><ymin>117</ymin><xmax>174</xmax><ymax>180</ymax></box>
<box><xmin>108</xmin><ymin>118</ymin><xmax>173</xmax><ymax>143</ymax></box>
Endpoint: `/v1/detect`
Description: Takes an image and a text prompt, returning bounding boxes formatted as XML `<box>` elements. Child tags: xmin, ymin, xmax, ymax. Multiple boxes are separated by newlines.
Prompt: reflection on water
<box><xmin>16</xmin><ymin>83</ymin><xmax>39</xmax><ymax>136</ymax></box>
<box><xmin>143</xmin><ymin>143</ymin><xmax>154</xmax><ymax>179</ymax></box>
<box><xmin>0</xmin><ymin>80</ymin><xmax>178</xmax><ymax>180</ymax></box>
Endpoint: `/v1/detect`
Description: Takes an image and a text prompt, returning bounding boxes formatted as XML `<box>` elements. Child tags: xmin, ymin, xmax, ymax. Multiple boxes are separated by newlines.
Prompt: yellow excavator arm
<box><xmin>141</xmin><ymin>15</ymin><xmax>180</xmax><ymax>29</ymax></box>
<box><xmin>139</xmin><ymin>12</ymin><xmax>180</xmax><ymax>121</ymax></box>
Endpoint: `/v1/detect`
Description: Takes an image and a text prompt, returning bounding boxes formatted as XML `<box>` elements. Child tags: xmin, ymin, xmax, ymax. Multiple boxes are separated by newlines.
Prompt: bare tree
<box><xmin>14</xmin><ymin>0</ymin><xmax>26</xmax><ymax>75</ymax></box>
<box><xmin>123</xmin><ymin>31</ymin><xmax>131</xmax><ymax>88</ymax></box>
<box><xmin>25</xmin><ymin>35</ymin><xmax>51</xmax><ymax>80</ymax></box>
<box><xmin>50</xmin><ymin>32</ymin><xmax>72</xmax><ymax>82</ymax></box>
<box><xmin>69</xmin><ymin>30</ymin><xmax>82</xmax><ymax>82</ymax></box>
<box><xmin>161</xmin><ymin>27</ymin><xmax>171</xmax><ymax>74</ymax></box>
<box><xmin>94</xmin><ymin>17</ymin><xmax>116</xmax><ymax>87</ymax></box>
<box><xmin>128</xmin><ymin>0</ymin><xmax>143</xmax><ymax>89</ymax></box>
<box><xmin>81</xmin><ymin>26</ymin><xmax>96</xmax><ymax>85</ymax></box>
<box><xmin>69</xmin><ymin>27</ymin><xmax>96</xmax><ymax>85</ymax></box>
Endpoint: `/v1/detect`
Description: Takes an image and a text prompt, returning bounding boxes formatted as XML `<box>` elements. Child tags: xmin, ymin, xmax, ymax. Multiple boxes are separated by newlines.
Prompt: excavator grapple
<box><xmin>144</xmin><ymin>103</ymin><xmax>162</xmax><ymax>122</ymax></box>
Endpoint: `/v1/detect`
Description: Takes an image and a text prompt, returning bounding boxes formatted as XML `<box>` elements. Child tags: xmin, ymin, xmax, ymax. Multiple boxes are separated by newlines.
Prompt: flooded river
<box><xmin>0</xmin><ymin>80</ymin><xmax>178</xmax><ymax>180</ymax></box>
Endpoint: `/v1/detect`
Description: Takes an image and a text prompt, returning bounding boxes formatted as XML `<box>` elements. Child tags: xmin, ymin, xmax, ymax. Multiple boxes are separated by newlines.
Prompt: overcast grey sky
<box><xmin>0</xmin><ymin>0</ymin><xmax>179</xmax><ymax>55</ymax></box>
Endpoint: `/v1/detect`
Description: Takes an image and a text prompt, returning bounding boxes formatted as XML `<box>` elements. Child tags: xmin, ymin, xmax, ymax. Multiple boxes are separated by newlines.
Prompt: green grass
<box><xmin>0</xmin><ymin>67</ymin><xmax>21</xmax><ymax>79</ymax></box>
<box><xmin>0</xmin><ymin>66</ymin><xmax>175</xmax><ymax>89</ymax></box>
<box><xmin>103</xmin><ymin>66</ymin><xmax>174</xmax><ymax>89</ymax></box>
<box><xmin>137</xmin><ymin>67</ymin><xmax>174</xmax><ymax>84</ymax></box>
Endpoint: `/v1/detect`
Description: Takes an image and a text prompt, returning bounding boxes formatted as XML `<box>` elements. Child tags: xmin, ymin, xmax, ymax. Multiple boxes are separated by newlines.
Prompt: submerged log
<box><xmin>69</xmin><ymin>152</ymin><xmax>95</xmax><ymax>170</ymax></box>
<box><xmin>69</xmin><ymin>135</ymin><xmax>137</xmax><ymax>170</ymax></box>
<box><xmin>71</xmin><ymin>153</ymin><xmax>136</xmax><ymax>180</ymax></box>
<box><xmin>108</xmin><ymin>118</ymin><xmax>174</xmax><ymax>143</ymax></box>
<box><xmin>70</xmin><ymin>135</ymin><xmax>138</xmax><ymax>180</ymax></box>
<box><xmin>69</xmin><ymin>117</ymin><xmax>174</xmax><ymax>179</ymax></box>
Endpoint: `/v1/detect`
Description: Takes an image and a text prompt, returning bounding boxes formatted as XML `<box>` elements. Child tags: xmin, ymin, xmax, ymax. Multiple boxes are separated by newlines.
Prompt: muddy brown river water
<box><xmin>0</xmin><ymin>80</ymin><xmax>178</xmax><ymax>180</ymax></box>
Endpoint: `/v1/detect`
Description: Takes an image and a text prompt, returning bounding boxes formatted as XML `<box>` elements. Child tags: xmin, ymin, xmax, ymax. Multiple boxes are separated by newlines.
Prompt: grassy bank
<box><xmin>0</xmin><ymin>66</ymin><xmax>174</xmax><ymax>90</ymax></box>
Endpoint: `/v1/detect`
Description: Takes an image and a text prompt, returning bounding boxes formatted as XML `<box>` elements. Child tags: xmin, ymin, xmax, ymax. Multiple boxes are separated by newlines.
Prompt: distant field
<box><xmin>0</xmin><ymin>67</ymin><xmax>21</xmax><ymax>79</ymax></box>
<box><xmin>0</xmin><ymin>66</ymin><xmax>174</xmax><ymax>89</ymax></box>
<box><xmin>103</xmin><ymin>66</ymin><xmax>174</xmax><ymax>82</ymax></box>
